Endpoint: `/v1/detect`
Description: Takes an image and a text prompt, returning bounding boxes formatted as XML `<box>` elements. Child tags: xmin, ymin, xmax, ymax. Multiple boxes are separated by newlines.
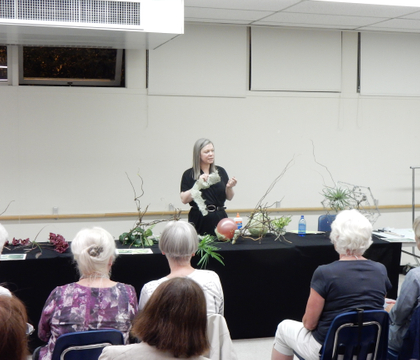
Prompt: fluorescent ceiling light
<box><xmin>312</xmin><ymin>0</ymin><xmax>420</xmax><ymax>7</ymax></box>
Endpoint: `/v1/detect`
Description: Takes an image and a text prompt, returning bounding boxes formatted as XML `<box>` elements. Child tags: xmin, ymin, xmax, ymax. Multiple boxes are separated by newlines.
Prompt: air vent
<box><xmin>0</xmin><ymin>0</ymin><xmax>141</xmax><ymax>27</ymax></box>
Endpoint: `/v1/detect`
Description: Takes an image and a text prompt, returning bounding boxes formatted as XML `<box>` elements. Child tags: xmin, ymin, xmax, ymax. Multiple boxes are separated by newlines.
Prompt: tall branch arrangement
<box><xmin>311</xmin><ymin>141</ymin><xmax>380</xmax><ymax>224</ymax></box>
<box><xmin>119</xmin><ymin>172</ymin><xmax>224</xmax><ymax>268</ymax></box>
<box><xmin>232</xmin><ymin>156</ymin><xmax>296</xmax><ymax>244</ymax></box>
<box><xmin>119</xmin><ymin>172</ymin><xmax>181</xmax><ymax>247</ymax></box>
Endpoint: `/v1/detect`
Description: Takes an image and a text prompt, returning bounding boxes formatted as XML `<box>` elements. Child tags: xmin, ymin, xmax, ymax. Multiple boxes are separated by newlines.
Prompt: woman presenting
<box><xmin>180</xmin><ymin>138</ymin><xmax>237</xmax><ymax>236</ymax></box>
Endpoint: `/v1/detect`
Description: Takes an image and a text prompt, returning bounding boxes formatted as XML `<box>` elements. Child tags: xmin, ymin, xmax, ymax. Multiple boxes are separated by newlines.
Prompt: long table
<box><xmin>0</xmin><ymin>232</ymin><xmax>401</xmax><ymax>351</ymax></box>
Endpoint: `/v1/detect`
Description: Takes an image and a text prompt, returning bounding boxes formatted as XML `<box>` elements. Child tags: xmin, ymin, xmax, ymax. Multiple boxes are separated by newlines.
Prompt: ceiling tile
<box><xmin>185</xmin><ymin>7</ymin><xmax>272</xmax><ymax>21</ymax></box>
<box><xmin>254</xmin><ymin>12</ymin><xmax>387</xmax><ymax>28</ymax></box>
<box><xmin>254</xmin><ymin>21</ymin><xmax>356</xmax><ymax>29</ymax></box>
<box><xmin>184</xmin><ymin>0</ymin><xmax>302</xmax><ymax>11</ymax></box>
<box><xmin>286</xmin><ymin>1</ymin><xmax>420</xmax><ymax>18</ymax></box>
<box><xmin>362</xmin><ymin>18</ymin><xmax>420</xmax><ymax>30</ymax></box>
<box><xmin>400</xmin><ymin>10</ymin><xmax>420</xmax><ymax>20</ymax></box>
<box><xmin>185</xmin><ymin>18</ymin><xmax>253</xmax><ymax>25</ymax></box>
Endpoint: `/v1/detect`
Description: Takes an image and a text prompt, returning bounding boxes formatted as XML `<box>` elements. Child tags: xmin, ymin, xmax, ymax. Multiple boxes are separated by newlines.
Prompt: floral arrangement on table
<box><xmin>233</xmin><ymin>208</ymin><xmax>292</xmax><ymax>244</ymax></box>
<box><xmin>311</xmin><ymin>141</ymin><xmax>380</xmax><ymax>224</ymax></box>
<box><xmin>232</xmin><ymin>157</ymin><xmax>296</xmax><ymax>244</ymax></box>
<box><xmin>48</xmin><ymin>233</ymin><xmax>70</xmax><ymax>253</ymax></box>
<box><xmin>118</xmin><ymin>172</ymin><xmax>181</xmax><ymax>248</ymax></box>
<box><xmin>117</xmin><ymin>172</ymin><xmax>225</xmax><ymax>268</ymax></box>
<box><xmin>321</xmin><ymin>185</ymin><xmax>351</xmax><ymax>213</ymax></box>
<box><xmin>4</xmin><ymin>232</ymin><xmax>69</xmax><ymax>255</ymax></box>
<box><xmin>119</xmin><ymin>224</ymin><xmax>156</xmax><ymax>247</ymax></box>
<box><xmin>270</xmin><ymin>215</ymin><xmax>293</xmax><ymax>237</ymax></box>
<box><xmin>321</xmin><ymin>182</ymin><xmax>380</xmax><ymax>224</ymax></box>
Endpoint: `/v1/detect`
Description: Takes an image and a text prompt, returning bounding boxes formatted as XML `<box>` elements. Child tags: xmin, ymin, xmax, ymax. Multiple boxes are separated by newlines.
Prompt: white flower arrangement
<box><xmin>191</xmin><ymin>170</ymin><xmax>221</xmax><ymax>216</ymax></box>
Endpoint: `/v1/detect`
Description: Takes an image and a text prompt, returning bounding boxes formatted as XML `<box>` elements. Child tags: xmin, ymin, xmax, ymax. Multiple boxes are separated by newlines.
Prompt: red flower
<box><xmin>55</xmin><ymin>242</ymin><xmax>69</xmax><ymax>253</ymax></box>
<box><xmin>21</xmin><ymin>238</ymin><xmax>30</xmax><ymax>245</ymax></box>
<box><xmin>49</xmin><ymin>233</ymin><xmax>69</xmax><ymax>253</ymax></box>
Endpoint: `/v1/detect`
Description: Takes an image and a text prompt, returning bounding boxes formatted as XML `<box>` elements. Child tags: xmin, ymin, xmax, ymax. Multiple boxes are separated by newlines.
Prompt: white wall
<box><xmin>1</xmin><ymin>25</ymin><xmax>419</xmax><ymax>264</ymax></box>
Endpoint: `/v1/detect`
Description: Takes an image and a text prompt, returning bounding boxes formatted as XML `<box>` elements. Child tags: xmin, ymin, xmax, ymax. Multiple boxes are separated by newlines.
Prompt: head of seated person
<box><xmin>71</xmin><ymin>227</ymin><xmax>116</xmax><ymax>283</ymax></box>
<box><xmin>159</xmin><ymin>221</ymin><xmax>198</xmax><ymax>266</ymax></box>
<box><xmin>0</xmin><ymin>294</ymin><xmax>29</xmax><ymax>360</ymax></box>
<box><xmin>132</xmin><ymin>277</ymin><xmax>209</xmax><ymax>358</ymax></box>
<box><xmin>330</xmin><ymin>209</ymin><xmax>373</xmax><ymax>257</ymax></box>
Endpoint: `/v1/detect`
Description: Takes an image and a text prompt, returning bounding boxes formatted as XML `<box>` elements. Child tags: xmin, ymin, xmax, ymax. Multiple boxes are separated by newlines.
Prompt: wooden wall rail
<box><xmin>0</xmin><ymin>204</ymin><xmax>418</xmax><ymax>221</ymax></box>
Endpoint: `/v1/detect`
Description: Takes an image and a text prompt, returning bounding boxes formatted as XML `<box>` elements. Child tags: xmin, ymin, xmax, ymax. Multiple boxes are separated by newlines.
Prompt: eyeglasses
<box><xmin>26</xmin><ymin>323</ymin><xmax>35</xmax><ymax>336</ymax></box>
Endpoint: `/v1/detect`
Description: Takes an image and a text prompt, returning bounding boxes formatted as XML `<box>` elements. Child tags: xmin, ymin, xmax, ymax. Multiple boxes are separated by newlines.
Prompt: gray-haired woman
<box><xmin>37</xmin><ymin>227</ymin><xmax>138</xmax><ymax>360</ymax></box>
<box><xmin>271</xmin><ymin>209</ymin><xmax>392</xmax><ymax>360</ymax></box>
<box><xmin>139</xmin><ymin>221</ymin><xmax>224</xmax><ymax>316</ymax></box>
<box><xmin>180</xmin><ymin>138</ymin><xmax>237</xmax><ymax>236</ymax></box>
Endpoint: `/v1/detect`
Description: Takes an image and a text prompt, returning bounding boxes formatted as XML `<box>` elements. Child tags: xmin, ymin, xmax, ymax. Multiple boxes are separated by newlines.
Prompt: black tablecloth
<box><xmin>0</xmin><ymin>232</ymin><xmax>401</xmax><ymax>349</ymax></box>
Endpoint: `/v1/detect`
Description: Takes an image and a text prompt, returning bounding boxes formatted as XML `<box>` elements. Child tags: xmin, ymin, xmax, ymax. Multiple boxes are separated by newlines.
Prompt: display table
<box><xmin>0</xmin><ymin>232</ymin><xmax>401</xmax><ymax>350</ymax></box>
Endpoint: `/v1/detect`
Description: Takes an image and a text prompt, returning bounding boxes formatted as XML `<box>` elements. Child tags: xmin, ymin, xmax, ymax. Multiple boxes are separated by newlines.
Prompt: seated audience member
<box><xmin>271</xmin><ymin>209</ymin><xmax>392</xmax><ymax>360</ymax></box>
<box><xmin>0</xmin><ymin>294</ymin><xmax>29</xmax><ymax>360</ymax></box>
<box><xmin>139</xmin><ymin>221</ymin><xmax>224</xmax><ymax>315</ymax></box>
<box><xmin>387</xmin><ymin>216</ymin><xmax>420</xmax><ymax>352</ymax></box>
<box><xmin>37</xmin><ymin>227</ymin><xmax>138</xmax><ymax>360</ymax></box>
<box><xmin>99</xmin><ymin>277</ymin><xmax>210</xmax><ymax>360</ymax></box>
<box><xmin>0</xmin><ymin>223</ymin><xmax>12</xmax><ymax>297</ymax></box>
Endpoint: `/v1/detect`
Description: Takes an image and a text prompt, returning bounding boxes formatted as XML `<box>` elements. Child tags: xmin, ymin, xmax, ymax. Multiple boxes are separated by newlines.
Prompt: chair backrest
<box><xmin>399</xmin><ymin>305</ymin><xmax>420</xmax><ymax>360</ymax></box>
<box><xmin>51</xmin><ymin>329</ymin><xmax>124</xmax><ymax>360</ymax></box>
<box><xmin>320</xmin><ymin>309</ymin><xmax>389</xmax><ymax>360</ymax></box>
<box><xmin>318</xmin><ymin>214</ymin><xmax>336</xmax><ymax>232</ymax></box>
<box><xmin>205</xmin><ymin>314</ymin><xmax>238</xmax><ymax>360</ymax></box>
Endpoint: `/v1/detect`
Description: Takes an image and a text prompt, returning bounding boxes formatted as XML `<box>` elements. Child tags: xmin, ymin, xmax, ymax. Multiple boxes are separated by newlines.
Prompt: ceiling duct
<box><xmin>1</xmin><ymin>0</ymin><xmax>142</xmax><ymax>29</ymax></box>
<box><xmin>0</xmin><ymin>0</ymin><xmax>184</xmax><ymax>49</ymax></box>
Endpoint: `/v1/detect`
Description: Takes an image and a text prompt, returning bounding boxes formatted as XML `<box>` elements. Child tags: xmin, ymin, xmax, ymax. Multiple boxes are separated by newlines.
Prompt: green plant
<box><xmin>322</xmin><ymin>186</ymin><xmax>351</xmax><ymax>213</ymax></box>
<box><xmin>196</xmin><ymin>235</ymin><xmax>224</xmax><ymax>269</ymax></box>
<box><xmin>119</xmin><ymin>225</ymin><xmax>156</xmax><ymax>247</ymax></box>
<box><xmin>270</xmin><ymin>216</ymin><xmax>292</xmax><ymax>233</ymax></box>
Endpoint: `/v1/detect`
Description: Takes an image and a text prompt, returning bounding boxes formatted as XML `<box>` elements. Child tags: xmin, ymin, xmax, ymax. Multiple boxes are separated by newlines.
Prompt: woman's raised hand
<box><xmin>226</xmin><ymin>177</ymin><xmax>237</xmax><ymax>188</ymax></box>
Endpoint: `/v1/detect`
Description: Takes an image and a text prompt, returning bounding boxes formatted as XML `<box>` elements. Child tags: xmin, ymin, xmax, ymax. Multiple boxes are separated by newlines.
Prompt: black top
<box><xmin>180</xmin><ymin>166</ymin><xmax>229</xmax><ymax>236</ymax></box>
<box><xmin>311</xmin><ymin>259</ymin><xmax>392</xmax><ymax>344</ymax></box>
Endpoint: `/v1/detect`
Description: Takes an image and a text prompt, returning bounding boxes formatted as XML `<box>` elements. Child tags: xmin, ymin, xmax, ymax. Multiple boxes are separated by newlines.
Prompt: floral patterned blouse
<box><xmin>38</xmin><ymin>282</ymin><xmax>138</xmax><ymax>360</ymax></box>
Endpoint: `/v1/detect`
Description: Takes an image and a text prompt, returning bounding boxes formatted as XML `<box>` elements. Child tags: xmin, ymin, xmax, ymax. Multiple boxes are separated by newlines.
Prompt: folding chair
<box><xmin>51</xmin><ymin>329</ymin><xmax>124</xmax><ymax>360</ymax></box>
<box><xmin>319</xmin><ymin>309</ymin><xmax>389</xmax><ymax>360</ymax></box>
<box><xmin>205</xmin><ymin>314</ymin><xmax>238</xmax><ymax>360</ymax></box>
<box><xmin>318</xmin><ymin>215</ymin><xmax>336</xmax><ymax>232</ymax></box>
<box><xmin>387</xmin><ymin>305</ymin><xmax>420</xmax><ymax>360</ymax></box>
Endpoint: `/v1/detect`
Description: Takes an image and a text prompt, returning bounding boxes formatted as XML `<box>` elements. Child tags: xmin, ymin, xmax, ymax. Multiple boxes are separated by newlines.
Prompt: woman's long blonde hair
<box><xmin>192</xmin><ymin>138</ymin><xmax>215</xmax><ymax>180</ymax></box>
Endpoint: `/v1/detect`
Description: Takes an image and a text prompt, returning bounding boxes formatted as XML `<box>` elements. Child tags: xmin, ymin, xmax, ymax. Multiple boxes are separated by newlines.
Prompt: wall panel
<box><xmin>251</xmin><ymin>27</ymin><xmax>341</xmax><ymax>92</ymax></box>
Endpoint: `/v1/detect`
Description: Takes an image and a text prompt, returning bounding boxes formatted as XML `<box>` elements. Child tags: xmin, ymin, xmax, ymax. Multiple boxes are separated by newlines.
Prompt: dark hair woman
<box><xmin>99</xmin><ymin>277</ymin><xmax>210</xmax><ymax>360</ymax></box>
<box><xmin>0</xmin><ymin>294</ymin><xmax>29</xmax><ymax>360</ymax></box>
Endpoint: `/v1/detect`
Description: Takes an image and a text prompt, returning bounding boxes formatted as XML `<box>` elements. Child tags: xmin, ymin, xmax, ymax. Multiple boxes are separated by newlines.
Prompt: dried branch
<box><xmin>121</xmin><ymin>173</ymin><xmax>183</xmax><ymax>247</ymax></box>
<box><xmin>233</xmin><ymin>156</ymin><xmax>296</xmax><ymax>244</ymax></box>
<box><xmin>253</xmin><ymin>156</ymin><xmax>297</xmax><ymax>209</ymax></box>
<box><xmin>0</xmin><ymin>200</ymin><xmax>14</xmax><ymax>217</ymax></box>
<box><xmin>311</xmin><ymin>139</ymin><xmax>336</xmax><ymax>187</ymax></box>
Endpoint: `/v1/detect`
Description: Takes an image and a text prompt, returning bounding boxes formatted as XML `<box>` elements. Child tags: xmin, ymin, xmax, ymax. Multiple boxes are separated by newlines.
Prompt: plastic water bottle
<box><xmin>234</xmin><ymin>213</ymin><xmax>243</xmax><ymax>229</ymax></box>
<box><xmin>298</xmin><ymin>215</ymin><xmax>306</xmax><ymax>236</ymax></box>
